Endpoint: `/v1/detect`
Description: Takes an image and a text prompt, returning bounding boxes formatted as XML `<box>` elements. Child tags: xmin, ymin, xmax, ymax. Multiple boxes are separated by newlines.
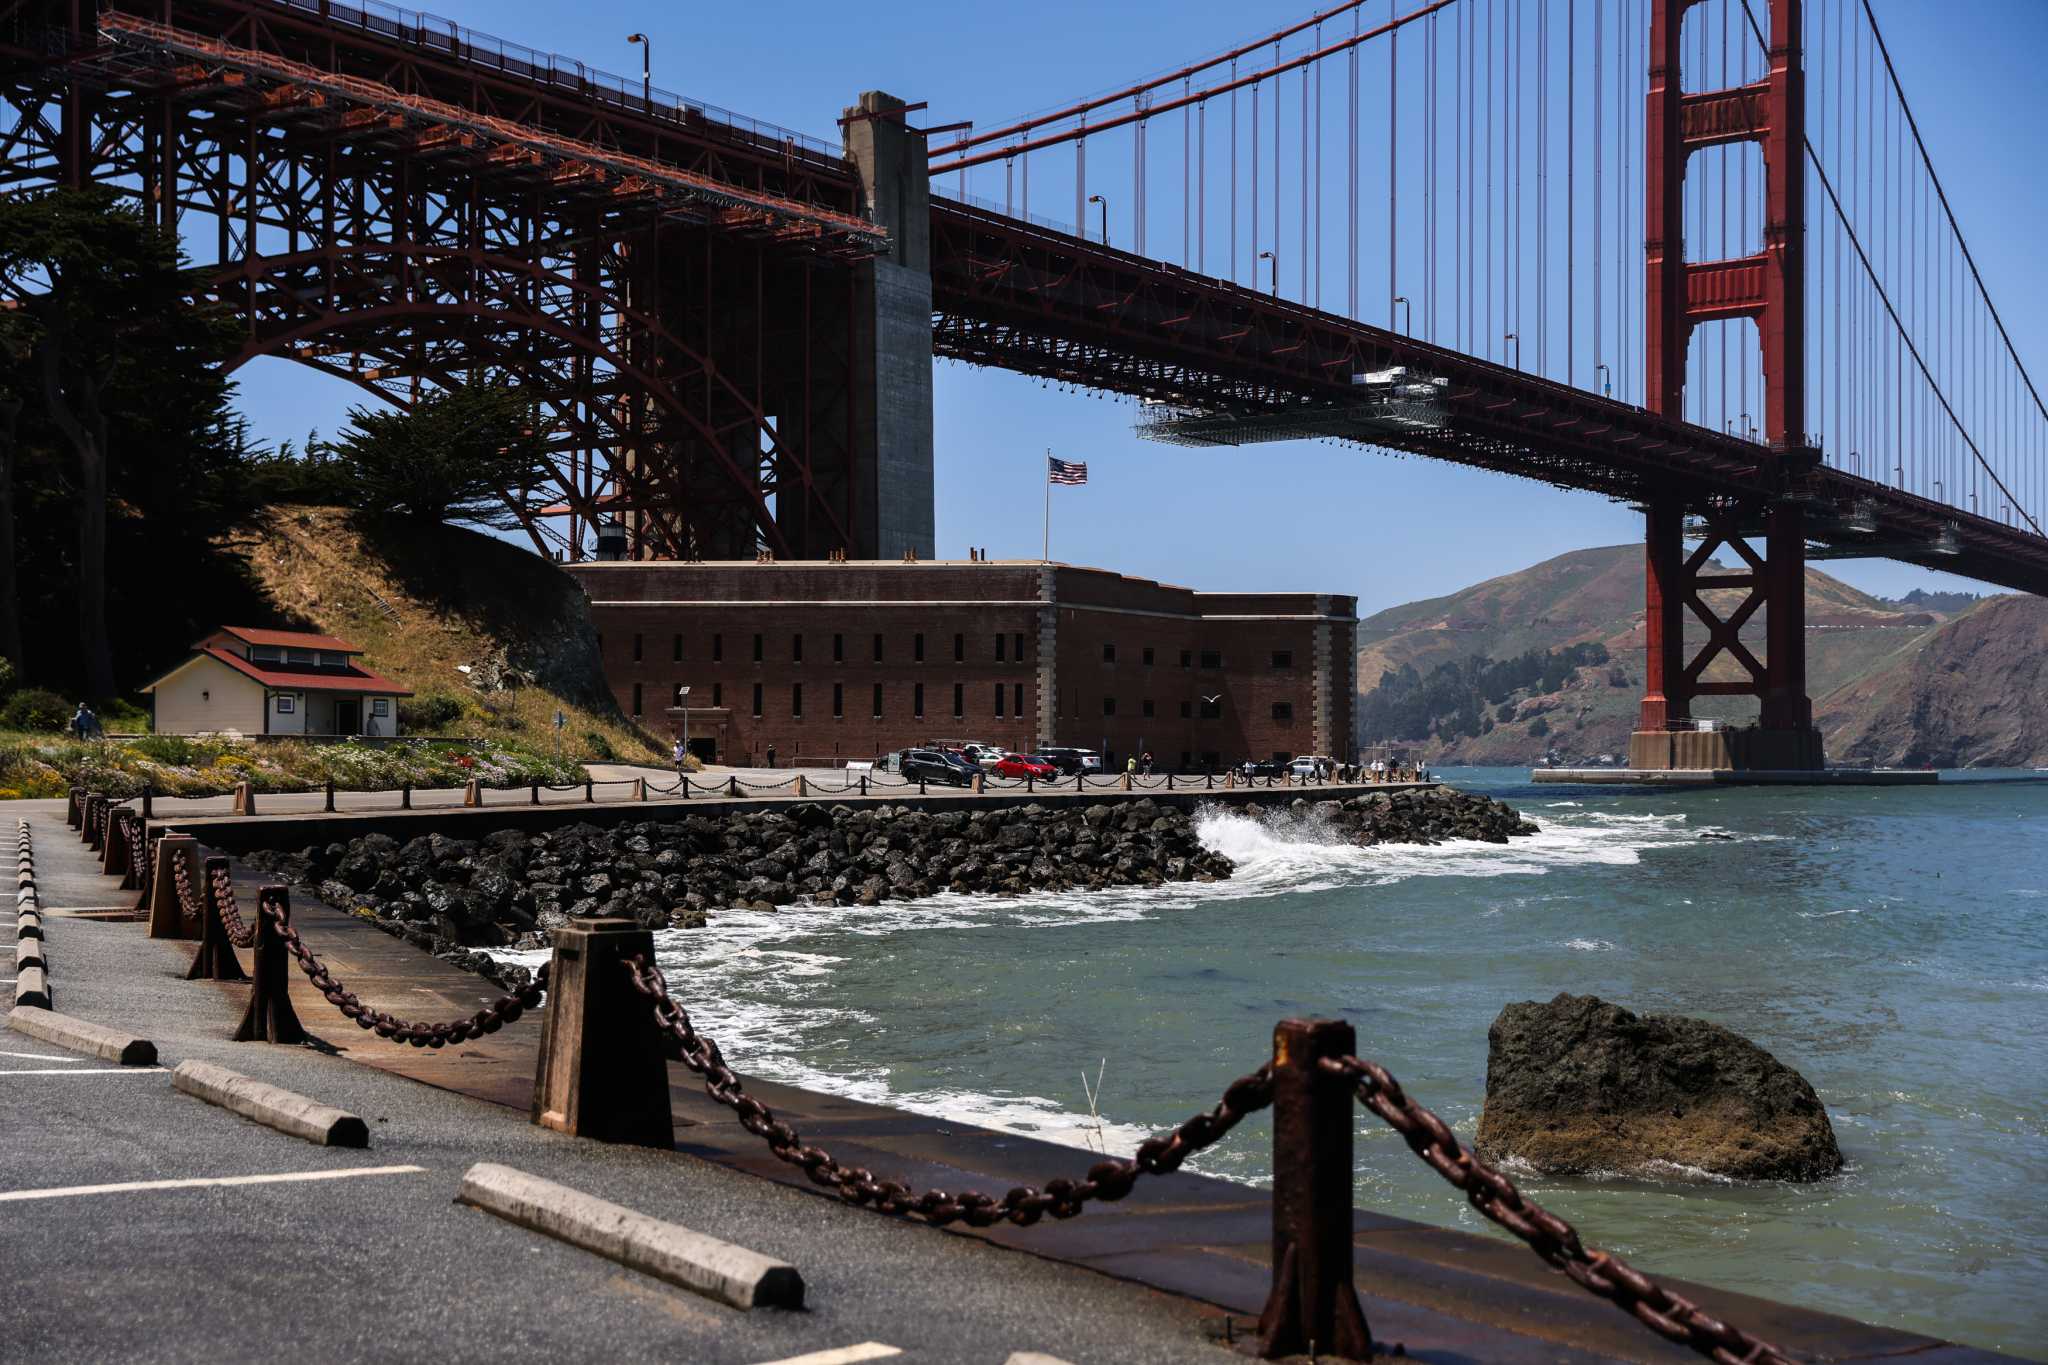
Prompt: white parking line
<box><xmin>0</xmin><ymin>1067</ymin><xmax>166</xmax><ymax>1076</ymax></box>
<box><xmin>0</xmin><ymin>1049</ymin><xmax>75</xmax><ymax>1061</ymax></box>
<box><xmin>0</xmin><ymin>1164</ymin><xmax>428</xmax><ymax>1203</ymax></box>
<box><xmin>750</xmin><ymin>1346</ymin><xmax>903</xmax><ymax>1365</ymax></box>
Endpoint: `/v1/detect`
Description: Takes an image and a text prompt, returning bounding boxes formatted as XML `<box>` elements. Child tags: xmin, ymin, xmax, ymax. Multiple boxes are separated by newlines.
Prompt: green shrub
<box><xmin>2</xmin><ymin>688</ymin><xmax>70</xmax><ymax>732</ymax></box>
<box><xmin>398</xmin><ymin>691</ymin><xmax>465</xmax><ymax>733</ymax></box>
<box><xmin>0</xmin><ymin>656</ymin><xmax>17</xmax><ymax>700</ymax></box>
<box><xmin>126</xmin><ymin>735</ymin><xmax>200</xmax><ymax>765</ymax></box>
<box><xmin>582</xmin><ymin>729</ymin><xmax>617</xmax><ymax>762</ymax></box>
<box><xmin>97</xmin><ymin>696</ymin><xmax>151</xmax><ymax>732</ymax></box>
<box><xmin>1527</xmin><ymin>715</ymin><xmax>1551</xmax><ymax>738</ymax></box>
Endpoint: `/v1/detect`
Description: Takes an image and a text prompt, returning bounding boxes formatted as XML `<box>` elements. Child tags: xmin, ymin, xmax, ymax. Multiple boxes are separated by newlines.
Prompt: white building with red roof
<box><xmin>142</xmin><ymin>627</ymin><xmax>414</xmax><ymax>737</ymax></box>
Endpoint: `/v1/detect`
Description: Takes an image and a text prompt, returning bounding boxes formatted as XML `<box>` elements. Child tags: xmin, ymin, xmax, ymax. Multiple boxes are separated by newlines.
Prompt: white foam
<box><xmin>1564</xmin><ymin>937</ymin><xmax>1617</xmax><ymax>952</ymax></box>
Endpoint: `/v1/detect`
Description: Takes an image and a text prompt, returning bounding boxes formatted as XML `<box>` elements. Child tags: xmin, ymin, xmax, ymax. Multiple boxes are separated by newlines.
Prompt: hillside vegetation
<box><xmin>1355</xmin><ymin>544</ymin><xmax>2014</xmax><ymax>765</ymax></box>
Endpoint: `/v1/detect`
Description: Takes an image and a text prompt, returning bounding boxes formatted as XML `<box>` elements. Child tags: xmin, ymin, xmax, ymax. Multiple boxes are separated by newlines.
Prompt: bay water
<box><xmin>616</xmin><ymin>771</ymin><xmax>2048</xmax><ymax>1354</ymax></box>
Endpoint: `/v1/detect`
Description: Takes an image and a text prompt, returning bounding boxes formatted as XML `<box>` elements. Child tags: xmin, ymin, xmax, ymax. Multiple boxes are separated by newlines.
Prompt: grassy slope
<box><xmin>224</xmin><ymin>506</ymin><xmax>660</xmax><ymax>763</ymax></box>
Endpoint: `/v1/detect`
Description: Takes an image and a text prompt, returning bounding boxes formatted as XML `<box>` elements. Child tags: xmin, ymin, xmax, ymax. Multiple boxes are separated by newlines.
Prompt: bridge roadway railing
<box><xmin>69</xmin><ymin>779</ymin><xmax>1804</xmax><ymax>1364</ymax></box>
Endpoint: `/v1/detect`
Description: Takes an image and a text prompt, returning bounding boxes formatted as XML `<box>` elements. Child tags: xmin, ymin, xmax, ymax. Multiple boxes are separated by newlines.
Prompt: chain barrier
<box><xmin>1324</xmin><ymin>1054</ymin><xmax>1793</xmax><ymax>1365</ymax></box>
<box><xmin>207</xmin><ymin>861</ymin><xmax>258</xmax><ymax>948</ymax></box>
<box><xmin>620</xmin><ymin>952</ymin><xmax>1271</xmax><ymax>1224</ymax></box>
<box><xmin>171</xmin><ymin>849</ymin><xmax>204</xmax><ymax>926</ymax></box>
<box><xmin>259</xmin><ymin>897</ymin><xmax>550</xmax><ymax>1047</ymax></box>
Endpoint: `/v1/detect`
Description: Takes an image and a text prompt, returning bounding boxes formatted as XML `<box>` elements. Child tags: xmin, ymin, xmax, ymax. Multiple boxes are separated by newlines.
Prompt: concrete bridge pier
<box><xmin>844</xmin><ymin>90</ymin><xmax>936</xmax><ymax>561</ymax></box>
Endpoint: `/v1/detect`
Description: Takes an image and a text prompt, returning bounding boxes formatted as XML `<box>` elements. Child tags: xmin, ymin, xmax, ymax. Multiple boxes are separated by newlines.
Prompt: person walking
<box><xmin>671</xmin><ymin>737</ymin><xmax>687</xmax><ymax>777</ymax></box>
<box><xmin>70</xmin><ymin>703</ymin><xmax>90</xmax><ymax>739</ymax></box>
<box><xmin>765</xmin><ymin>743</ymin><xmax>777</xmax><ymax>769</ymax></box>
<box><xmin>1141</xmin><ymin>750</ymin><xmax>1154</xmax><ymax>776</ymax></box>
<box><xmin>1125</xmin><ymin>755</ymin><xmax>1137</xmax><ymax>779</ymax></box>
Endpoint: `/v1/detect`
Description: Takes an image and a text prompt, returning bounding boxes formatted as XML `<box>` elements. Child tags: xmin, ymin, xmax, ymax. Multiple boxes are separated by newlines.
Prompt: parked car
<box><xmin>900</xmin><ymin>748</ymin><xmax>977</xmax><ymax>787</ymax></box>
<box><xmin>1037</xmin><ymin>747</ymin><xmax>1103</xmax><ymax>775</ymax></box>
<box><xmin>1288</xmin><ymin>754</ymin><xmax>1334</xmax><ymax>778</ymax></box>
<box><xmin>991</xmin><ymin>753</ymin><xmax>1057</xmax><ymax>780</ymax></box>
<box><xmin>1241</xmin><ymin>757</ymin><xmax>1288</xmax><ymax>778</ymax></box>
<box><xmin>961</xmin><ymin>742</ymin><xmax>1006</xmax><ymax>768</ymax></box>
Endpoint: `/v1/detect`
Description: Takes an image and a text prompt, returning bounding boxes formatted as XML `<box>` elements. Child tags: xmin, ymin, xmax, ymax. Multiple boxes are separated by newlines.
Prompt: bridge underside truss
<box><xmin>2</xmin><ymin>4</ymin><xmax>882</xmax><ymax>560</ymax></box>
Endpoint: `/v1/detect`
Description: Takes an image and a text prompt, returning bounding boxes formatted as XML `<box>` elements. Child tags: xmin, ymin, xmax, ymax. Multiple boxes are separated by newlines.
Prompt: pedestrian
<box><xmin>765</xmin><ymin>743</ymin><xmax>777</xmax><ymax>769</ymax></box>
<box><xmin>672</xmin><ymin>737</ymin><xmax>686</xmax><ymax>776</ymax></box>
<box><xmin>70</xmin><ymin>702</ymin><xmax>89</xmax><ymax>739</ymax></box>
<box><xmin>1141</xmin><ymin>750</ymin><xmax>1154</xmax><ymax>776</ymax></box>
<box><xmin>1125</xmin><ymin>755</ymin><xmax>1137</xmax><ymax>779</ymax></box>
<box><xmin>85</xmin><ymin>704</ymin><xmax>102</xmax><ymax>739</ymax></box>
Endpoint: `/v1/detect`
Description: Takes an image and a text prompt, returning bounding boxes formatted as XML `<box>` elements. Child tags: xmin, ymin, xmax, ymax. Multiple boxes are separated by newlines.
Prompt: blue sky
<box><xmin>227</xmin><ymin>0</ymin><xmax>2048</xmax><ymax>616</ymax></box>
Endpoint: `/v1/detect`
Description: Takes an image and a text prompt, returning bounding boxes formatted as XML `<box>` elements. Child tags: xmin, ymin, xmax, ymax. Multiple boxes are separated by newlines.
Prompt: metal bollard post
<box><xmin>681</xmin><ymin>775</ymin><xmax>691</xmax><ymax>800</ymax></box>
<box><xmin>918</xmin><ymin>778</ymin><xmax>927</xmax><ymax>795</ymax></box>
<box><xmin>859</xmin><ymin>774</ymin><xmax>868</xmax><ymax>797</ymax></box>
<box><xmin>1075</xmin><ymin>773</ymin><xmax>1083</xmax><ymax>793</ymax></box>
<box><xmin>1253</xmin><ymin>1018</ymin><xmax>1373</xmax><ymax>1361</ymax></box>
<box><xmin>324</xmin><ymin>779</ymin><xmax>336</xmax><ymax>813</ymax></box>
<box><xmin>147</xmin><ymin>834</ymin><xmax>202</xmax><ymax>940</ymax></box>
<box><xmin>530</xmin><ymin>918</ymin><xmax>674</xmax><ymax>1148</ymax></box>
<box><xmin>233</xmin><ymin>887</ymin><xmax>309</xmax><ymax>1044</ymax></box>
<box><xmin>401</xmin><ymin>782</ymin><xmax>412</xmax><ymax>810</ymax></box>
<box><xmin>142</xmin><ymin>785</ymin><xmax>154</xmax><ymax>820</ymax></box>
<box><xmin>530</xmin><ymin>781</ymin><xmax>540</xmax><ymax>805</ymax></box>
<box><xmin>728</xmin><ymin>776</ymin><xmax>740</xmax><ymax>798</ymax></box>
<box><xmin>584</xmin><ymin>778</ymin><xmax>594</xmax><ymax>803</ymax></box>
<box><xmin>186</xmin><ymin>856</ymin><xmax>249</xmax><ymax>982</ymax></box>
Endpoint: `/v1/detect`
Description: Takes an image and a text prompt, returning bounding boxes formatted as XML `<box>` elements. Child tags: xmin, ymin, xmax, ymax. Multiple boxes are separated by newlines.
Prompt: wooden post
<box><xmin>232</xmin><ymin>781</ymin><xmax>255</xmax><ymax>816</ymax></box>
<box><xmin>66</xmin><ymin>786</ymin><xmax>85</xmax><ymax>829</ymax></box>
<box><xmin>633</xmin><ymin>777</ymin><xmax>647</xmax><ymax>801</ymax></box>
<box><xmin>147</xmin><ymin>834</ymin><xmax>202</xmax><ymax>940</ymax></box>
<box><xmin>969</xmin><ymin>773</ymin><xmax>983</xmax><ymax>795</ymax></box>
<box><xmin>102</xmin><ymin>809</ymin><xmax>133</xmax><ymax>881</ymax></box>
<box><xmin>186</xmin><ymin>855</ymin><xmax>249</xmax><ymax>981</ymax></box>
<box><xmin>1254</xmin><ymin>1018</ymin><xmax>1373</xmax><ymax>1360</ymax></box>
<box><xmin>1121</xmin><ymin>771</ymin><xmax>1132</xmax><ymax>791</ymax></box>
<box><xmin>530</xmin><ymin>918</ymin><xmax>674</xmax><ymax>1148</ymax></box>
<box><xmin>233</xmin><ymin>886</ymin><xmax>308</xmax><ymax>1044</ymax></box>
<box><xmin>141</xmin><ymin>785</ymin><xmax>153</xmax><ymax>819</ymax></box>
<box><xmin>794</xmin><ymin>774</ymin><xmax>807</xmax><ymax>797</ymax></box>
<box><xmin>80</xmin><ymin>793</ymin><xmax>102</xmax><ymax>847</ymax></box>
<box><xmin>463</xmin><ymin>777</ymin><xmax>482</xmax><ymax>807</ymax></box>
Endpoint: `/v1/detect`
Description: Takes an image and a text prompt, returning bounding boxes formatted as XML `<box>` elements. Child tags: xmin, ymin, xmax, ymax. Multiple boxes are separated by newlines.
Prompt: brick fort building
<box><xmin>567</xmin><ymin>559</ymin><xmax>1357</xmax><ymax>772</ymax></box>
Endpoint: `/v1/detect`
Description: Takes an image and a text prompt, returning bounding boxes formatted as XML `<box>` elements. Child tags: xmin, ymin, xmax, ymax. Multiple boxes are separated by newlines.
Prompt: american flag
<box><xmin>1047</xmin><ymin>457</ymin><xmax>1089</xmax><ymax>486</ymax></box>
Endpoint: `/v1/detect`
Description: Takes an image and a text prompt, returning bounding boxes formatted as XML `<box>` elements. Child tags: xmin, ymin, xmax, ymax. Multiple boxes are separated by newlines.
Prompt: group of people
<box><xmin>1122</xmin><ymin>752</ymin><xmax>1158</xmax><ymax>777</ymax></box>
<box><xmin>1362</xmin><ymin>757</ymin><xmax>1428</xmax><ymax>783</ymax></box>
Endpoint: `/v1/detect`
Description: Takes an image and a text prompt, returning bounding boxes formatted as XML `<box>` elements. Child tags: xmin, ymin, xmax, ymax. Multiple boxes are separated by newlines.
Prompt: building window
<box><xmin>792</xmin><ymin>634</ymin><xmax>803</xmax><ymax>663</ymax></box>
<box><xmin>1014</xmin><ymin>633</ymin><xmax>1025</xmax><ymax>661</ymax></box>
<box><xmin>995</xmin><ymin>634</ymin><xmax>1005</xmax><ymax>662</ymax></box>
<box><xmin>672</xmin><ymin>634</ymin><xmax>683</xmax><ymax>662</ymax></box>
<box><xmin>873</xmin><ymin>683</ymin><xmax>883</xmax><ymax>718</ymax></box>
<box><xmin>833</xmin><ymin>683</ymin><xmax>844</xmax><ymax>718</ymax></box>
<box><xmin>1200</xmin><ymin>649</ymin><xmax>1222</xmax><ymax>669</ymax></box>
<box><xmin>1142</xmin><ymin>646</ymin><xmax>1154</xmax><ymax>666</ymax></box>
<box><xmin>1272</xmin><ymin>701</ymin><xmax>1294</xmax><ymax>721</ymax></box>
<box><xmin>915</xmin><ymin>632</ymin><xmax>925</xmax><ymax>663</ymax></box>
<box><xmin>1014</xmin><ymin>683</ymin><xmax>1023</xmax><ymax>716</ymax></box>
<box><xmin>371</xmin><ymin>698</ymin><xmax>389</xmax><ymax>716</ymax></box>
<box><xmin>913</xmin><ymin>683</ymin><xmax>925</xmax><ymax>718</ymax></box>
<box><xmin>712</xmin><ymin>633</ymin><xmax>722</xmax><ymax>663</ymax></box>
<box><xmin>753</xmin><ymin>633</ymin><xmax>763</xmax><ymax>662</ymax></box>
<box><xmin>1101</xmin><ymin>643</ymin><xmax>1116</xmax><ymax>663</ymax></box>
<box><xmin>751</xmin><ymin>684</ymin><xmax>763</xmax><ymax>718</ymax></box>
<box><xmin>1271</xmin><ymin>650</ymin><xmax>1293</xmax><ymax>669</ymax></box>
<box><xmin>792</xmin><ymin>684</ymin><xmax>803</xmax><ymax>718</ymax></box>
<box><xmin>1179</xmin><ymin>649</ymin><xmax>1192</xmax><ymax>668</ymax></box>
<box><xmin>251</xmin><ymin>644</ymin><xmax>282</xmax><ymax>663</ymax></box>
<box><xmin>873</xmin><ymin>633</ymin><xmax>884</xmax><ymax>663</ymax></box>
<box><xmin>953</xmin><ymin>683</ymin><xmax>964</xmax><ymax>718</ymax></box>
<box><xmin>1102</xmin><ymin>696</ymin><xmax>1117</xmax><ymax>716</ymax></box>
<box><xmin>711</xmin><ymin>683</ymin><xmax>722</xmax><ymax>707</ymax></box>
<box><xmin>833</xmin><ymin>633</ymin><xmax>844</xmax><ymax>663</ymax></box>
<box><xmin>275</xmin><ymin>695</ymin><xmax>296</xmax><ymax>714</ymax></box>
<box><xmin>632</xmin><ymin>683</ymin><xmax>643</xmax><ymax>715</ymax></box>
<box><xmin>632</xmin><ymin>633</ymin><xmax>643</xmax><ymax>663</ymax></box>
<box><xmin>955</xmin><ymin>632</ymin><xmax>965</xmax><ymax>662</ymax></box>
<box><xmin>1141</xmin><ymin>699</ymin><xmax>1155</xmax><ymax>718</ymax></box>
<box><xmin>994</xmin><ymin>684</ymin><xmax>1005</xmax><ymax>717</ymax></box>
<box><xmin>1180</xmin><ymin>700</ymin><xmax>1192</xmax><ymax>718</ymax></box>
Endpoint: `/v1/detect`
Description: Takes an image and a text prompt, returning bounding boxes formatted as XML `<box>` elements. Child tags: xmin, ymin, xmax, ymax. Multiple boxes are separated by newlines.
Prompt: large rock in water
<box><xmin>1473</xmin><ymin>993</ymin><xmax>1843</xmax><ymax>1181</ymax></box>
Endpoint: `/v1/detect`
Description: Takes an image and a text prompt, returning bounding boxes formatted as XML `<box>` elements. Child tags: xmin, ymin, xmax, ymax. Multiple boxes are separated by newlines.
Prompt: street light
<box><xmin>626</xmin><ymin>33</ymin><xmax>650</xmax><ymax>106</ymax></box>
<box><xmin>1087</xmin><ymin>193</ymin><xmax>1108</xmax><ymax>245</ymax></box>
<box><xmin>1594</xmin><ymin>362</ymin><xmax>1612</xmax><ymax>397</ymax></box>
<box><xmin>675</xmin><ymin>684</ymin><xmax>691</xmax><ymax>766</ymax></box>
<box><xmin>1258</xmin><ymin>249</ymin><xmax>1278</xmax><ymax>296</ymax></box>
<box><xmin>1392</xmin><ymin>295</ymin><xmax>1411</xmax><ymax>335</ymax></box>
<box><xmin>1504</xmin><ymin>332</ymin><xmax>1520</xmax><ymax>369</ymax></box>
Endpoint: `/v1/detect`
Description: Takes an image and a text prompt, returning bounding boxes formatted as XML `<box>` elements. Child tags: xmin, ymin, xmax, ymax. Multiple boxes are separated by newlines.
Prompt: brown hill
<box><xmin>1357</xmin><ymin>545</ymin><xmax>1970</xmax><ymax>765</ymax></box>
<box><xmin>1815</xmin><ymin>594</ymin><xmax>2048</xmax><ymax>767</ymax></box>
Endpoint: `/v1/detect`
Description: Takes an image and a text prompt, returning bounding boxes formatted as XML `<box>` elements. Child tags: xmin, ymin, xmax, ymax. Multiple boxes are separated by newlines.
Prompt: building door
<box><xmin>333</xmin><ymin>698</ymin><xmax>362</xmax><ymax>735</ymax></box>
<box><xmin>688</xmin><ymin>737</ymin><xmax>717</xmax><ymax>764</ymax></box>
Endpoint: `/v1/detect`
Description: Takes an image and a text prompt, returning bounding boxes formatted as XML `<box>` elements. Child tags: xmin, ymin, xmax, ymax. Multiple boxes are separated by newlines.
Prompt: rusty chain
<box><xmin>259</xmin><ymin>896</ymin><xmax>548</xmax><ymax>1048</ymax></box>
<box><xmin>170</xmin><ymin>849</ymin><xmax>204</xmax><ymax>925</ymax></box>
<box><xmin>1324</xmin><ymin>1054</ymin><xmax>1794</xmax><ymax>1365</ymax></box>
<box><xmin>207</xmin><ymin>862</ymin><xmax>257</xmax><ymax>948</ymax></box>
<box><xmin>621</xmin><ymin>952</ymin><xmax>1271</xmax><ymax>1226</ymax></box>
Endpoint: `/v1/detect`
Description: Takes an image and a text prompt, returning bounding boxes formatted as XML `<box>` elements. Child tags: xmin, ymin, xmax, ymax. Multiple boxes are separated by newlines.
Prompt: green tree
<box><xmin>320</xmin><ymin>386</ymin><xmax>550</xmax><ymax>529</ymax></box>
<box><xmin>0</xmin><ymin>189</ymin><xmax>234</xmax><ymax>698</ymax></box>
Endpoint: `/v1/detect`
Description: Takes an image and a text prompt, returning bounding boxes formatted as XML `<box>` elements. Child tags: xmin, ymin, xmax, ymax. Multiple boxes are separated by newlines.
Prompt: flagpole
<box><xmin>1042</xmin><ymin>449</ymin><xmax>1051</xmax><ymax>563</ymax></box>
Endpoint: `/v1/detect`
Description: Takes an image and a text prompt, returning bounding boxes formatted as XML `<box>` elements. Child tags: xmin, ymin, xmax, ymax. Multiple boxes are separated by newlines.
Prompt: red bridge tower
<box><xmin>1634</xmin><ymin>0</ymin><xmax>1825</xmax><ymax>771</ymax></box>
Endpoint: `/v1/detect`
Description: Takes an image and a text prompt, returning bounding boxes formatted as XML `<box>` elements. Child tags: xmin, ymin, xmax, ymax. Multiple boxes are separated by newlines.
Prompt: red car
<box><xmin>991</xmin><ymin>753</ymin><xmax>1057</xmax><ymax>780</ymax></box>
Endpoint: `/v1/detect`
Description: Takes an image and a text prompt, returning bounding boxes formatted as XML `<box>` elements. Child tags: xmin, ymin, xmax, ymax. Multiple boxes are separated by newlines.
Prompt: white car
<box><xmin>1288</xmin><ymin>755</ymin><xmax>1328</xmax><ymax>777</ymax></box>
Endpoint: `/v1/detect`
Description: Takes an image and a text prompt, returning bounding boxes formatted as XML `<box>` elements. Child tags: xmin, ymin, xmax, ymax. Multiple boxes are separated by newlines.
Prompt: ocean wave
<box><xmin>1564</xmin><ymin>937</ymin><xmax>1618</xmax><ymax>951</ymax></box>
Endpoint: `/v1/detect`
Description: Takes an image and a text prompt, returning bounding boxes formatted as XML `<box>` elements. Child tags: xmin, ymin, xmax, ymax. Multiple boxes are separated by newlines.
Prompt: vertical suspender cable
<box><xmin>1537</xmin><ymin>0</ymin><xmax>1547</xmax><ymax>377</ymax></box>
<box><xmin>1594</xmin><ymin>0</ymin><xmax>1603</xmax><ymax>390</ymax></box>
<box><xmin>1567</xmin><ymin>0</ymin><xmax>1576</xmax><ymax>386</ymax></box>
<box><xmin>1388</xmin><ymin>22</ymin><xmax>1398</xmax><ymax>325</ymax></box>
<box><xmin>1349</xmin><ymin>9</ymin><xmax>1359</xmax><ymax>319</ymax></box>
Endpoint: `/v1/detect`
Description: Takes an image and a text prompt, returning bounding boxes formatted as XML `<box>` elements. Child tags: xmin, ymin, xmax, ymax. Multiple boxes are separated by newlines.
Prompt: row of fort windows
<box><xmin>628</xmin><ymin>680</ymin><xmax>1294</xmax><ymax>724</ymax></box>
<box><xmin>609</xmin><ymin>632</ymin><xmax>1296</xmax><ymax>673</ymax></box>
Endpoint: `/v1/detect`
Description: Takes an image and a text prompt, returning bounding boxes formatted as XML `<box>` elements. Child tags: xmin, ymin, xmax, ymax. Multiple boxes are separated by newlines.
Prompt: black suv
<box><xmin>899</xmin><ymin>748</ymin><xmax>977</xmax><ymax>787</ymax></box>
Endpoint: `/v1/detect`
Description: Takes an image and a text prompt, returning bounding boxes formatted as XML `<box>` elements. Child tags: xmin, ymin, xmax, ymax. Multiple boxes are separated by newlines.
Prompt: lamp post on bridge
<box><xmin>1503</xmin><ymin>332</ymin><xmax>1519</xmax><ymax>370</ymax></box>
<box><xmin>1392</xmin><ymin>295</ymin><xmax>1411</xmax><ymax>336</ymax></box>
<box><xmin>1087</xmin><ymin>193</ymin><xmax>1108</xmax><ymax>246</ymax></box>
<box><xmin>625</xmin><ymin>33</ymin><xmax>650</xmax><ymax>107</ymax></box>
<box><xmin>1595</xmin><ymin>362</ymin><xmax>1612</xmax><ymax>397</ymax></box>
<box><xmin>1259</xmin><ymin>250</ymin><xmax>1278</xmax><ymax>297</ymax></box>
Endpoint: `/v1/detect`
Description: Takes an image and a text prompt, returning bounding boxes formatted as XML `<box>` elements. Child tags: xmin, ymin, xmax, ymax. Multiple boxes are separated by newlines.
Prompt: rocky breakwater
<box><xmin>1473</xmin><ymin>993</ymin><xmax>1844</xmax><ymax>1182</ymax></box>
<box><xmin>1255</xmin><ymin>785</ymin><xmax>1540</xmax><ymax>845</ymax></box>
